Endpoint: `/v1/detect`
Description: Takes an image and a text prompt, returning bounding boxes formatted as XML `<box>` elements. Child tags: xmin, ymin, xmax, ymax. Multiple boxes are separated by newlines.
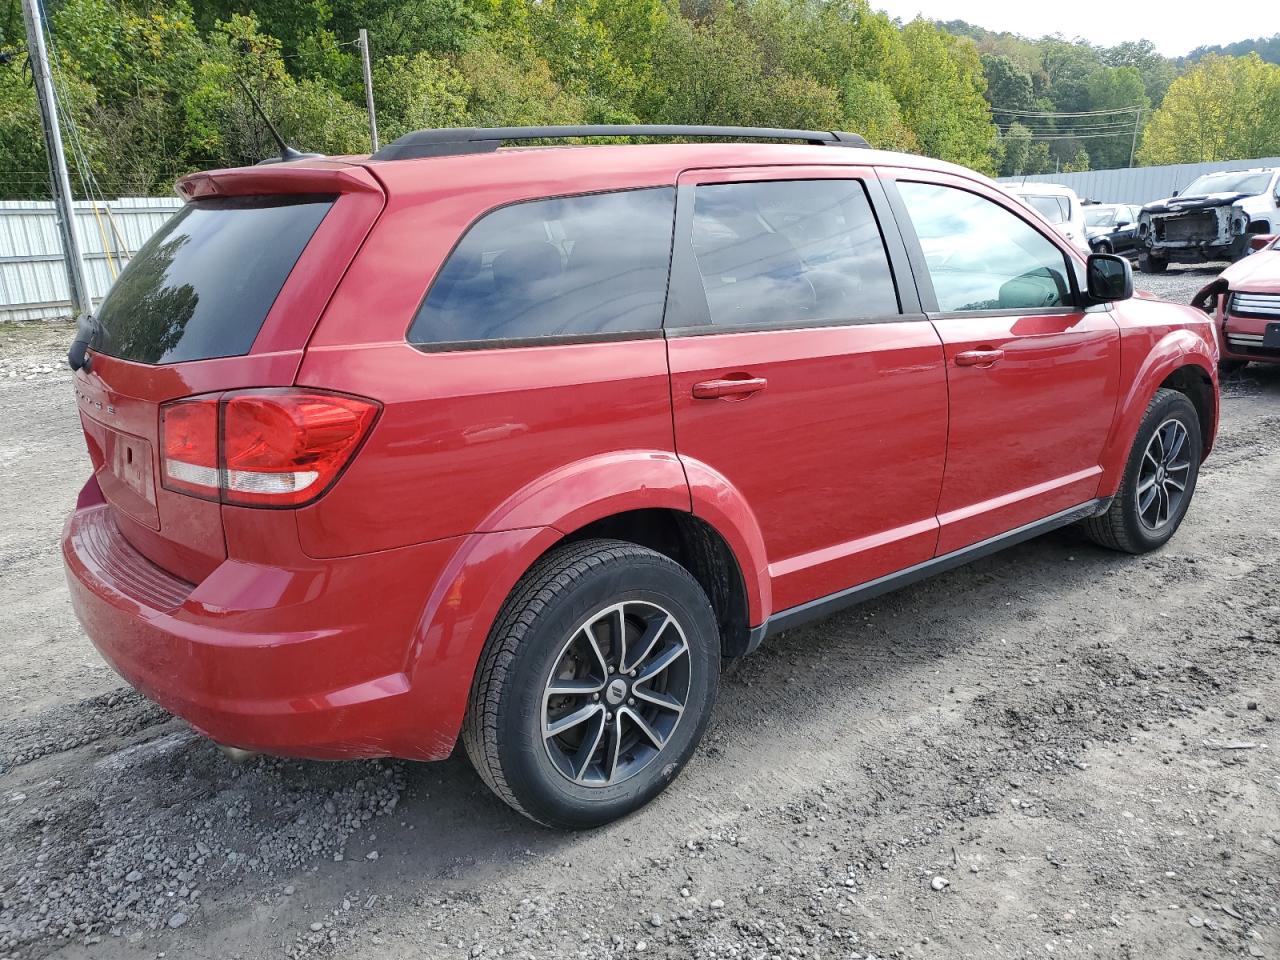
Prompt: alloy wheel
<box><xmin>541</xmin><ymin>600</ymin><xmax>690</xmax><ymax>787</ymax></box>
<box><xmin>1137</xmin><ymin>418</ymin><xmax>1191</xmax><ymax>530</ymax></box>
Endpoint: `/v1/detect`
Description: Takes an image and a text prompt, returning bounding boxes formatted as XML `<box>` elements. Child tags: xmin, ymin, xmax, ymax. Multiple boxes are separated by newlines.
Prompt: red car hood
<box><xmin>1220</xmin><ymin>249</ymin><xmax>1280</xmax><ymax>292</ymax></box>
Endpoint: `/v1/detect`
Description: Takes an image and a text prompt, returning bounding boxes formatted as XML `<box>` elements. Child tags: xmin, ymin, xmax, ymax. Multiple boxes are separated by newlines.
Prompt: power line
<box><xmin>997</xmin><ymin>131</ymin><xmax>1144</xmax><ymax>141</ymax></box>
<box><xmin>991</xmin><ymin>105</ymin><xmax>1144</xmax><ymax>117</ymax></box>
<box><xmin>997</xmin><ymin>121</ymin><xmax>1139</xmax><ymax>132</ymax></box>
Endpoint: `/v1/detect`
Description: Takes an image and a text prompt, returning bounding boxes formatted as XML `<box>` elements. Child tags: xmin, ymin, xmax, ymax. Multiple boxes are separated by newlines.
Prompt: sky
<box><xmin>870</xmin><ymin>0</ymin><xmax>1280</xmax><ymax>57</ymax></box>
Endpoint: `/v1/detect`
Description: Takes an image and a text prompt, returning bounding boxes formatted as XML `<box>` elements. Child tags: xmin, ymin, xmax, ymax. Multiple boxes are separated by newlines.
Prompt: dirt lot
<box><xmin>1</xmin><ymin>263</ymin><xmax>1277</xmax><ymax>960</ymax></box>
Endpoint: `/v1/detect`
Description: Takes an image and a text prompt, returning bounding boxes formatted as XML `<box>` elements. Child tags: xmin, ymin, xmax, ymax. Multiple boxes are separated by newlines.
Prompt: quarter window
<box><xmin>686</xmin><ymin>179</ymin><xmax>899</xmax><ymax>329</ymax></box>
<box><xmin>409</xmin><ymin>187</ymin><xmax>675</xmax><ymax>346</ymax></box>
<box><xmin>898</xmin><ymin>181</ymin><xmax>1075</xmax><ymax>313</ymax></box>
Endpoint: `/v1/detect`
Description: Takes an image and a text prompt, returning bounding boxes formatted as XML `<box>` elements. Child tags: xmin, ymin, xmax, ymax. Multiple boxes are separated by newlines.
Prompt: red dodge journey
<box><xmin>62</xmin><ymin>125</ymin><xmax>1219</xmax><ymax>827</ymax></box>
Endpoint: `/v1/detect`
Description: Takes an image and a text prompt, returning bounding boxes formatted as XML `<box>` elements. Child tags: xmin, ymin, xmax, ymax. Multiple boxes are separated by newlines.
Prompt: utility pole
<box><xmin>1128</xmin><ymin>107</ymin><xmax>1142</xmax><ymax>168</ymax></box>
<box><xmin>21</xmin><ymin>0</ymin><xmax>89</xmax><ymax>317</ymax></box>
<box><xmin>358</xmin><ymin>29</ymin><xmax>379</xmax><ymax>153</ymax></box>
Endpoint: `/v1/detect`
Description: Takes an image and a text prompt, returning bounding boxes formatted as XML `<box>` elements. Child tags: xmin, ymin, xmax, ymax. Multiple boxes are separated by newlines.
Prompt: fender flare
<box><xmin>1097</xmin><ymin>330</ymin><xmax>1217</xmax><ymax>497</ymax></box>
<box><xmin>398</xmin><ymin>451</ymin><xmax>772</xmax><ymax>750</ymax></box>
<box><xmin>472</xmin><ymin>449</ymin><xmax>770</xmax><ymax>625</ymax></box>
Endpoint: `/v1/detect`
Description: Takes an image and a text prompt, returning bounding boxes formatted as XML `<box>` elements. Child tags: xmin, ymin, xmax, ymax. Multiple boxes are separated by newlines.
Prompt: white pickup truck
<box><xmin>1137</xmin><ymin>168</ymin><xmax>1280</xmax><ymax>273</ymax></box>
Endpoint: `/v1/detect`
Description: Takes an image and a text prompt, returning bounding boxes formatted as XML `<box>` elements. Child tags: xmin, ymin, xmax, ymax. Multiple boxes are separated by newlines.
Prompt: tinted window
<box><xmin>410</xmin><ymin>188</ymin><xmax>675</xmax><ymax>346</ymax></box>
<box><xmin>686</xmin><ymin>180</ymin><xmax>899</xmax><ymax>329</ymax></box>
<box><xmin>92</xmin><ymin>195</ymin><xmax>333</xmax><ymax>364</ymax></box>
<box><xmin>899</xmin><ymin>182</ymin><xmax>1074</xmax><ymax>313</ymax></box>
<box><xmin>1022</xmin><ymin>194</ymin><xmax>1068</xmax><ymax>223</ymax></box>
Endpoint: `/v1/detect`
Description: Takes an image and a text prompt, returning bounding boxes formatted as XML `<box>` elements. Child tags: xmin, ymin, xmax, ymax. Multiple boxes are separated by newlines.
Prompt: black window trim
<box><xmin>663</xmin><ymin>172</ymin><xmax>920</xmax><ymax>338</ymax></box>
<box><xmin>879</xmin><ymin>176</ymin><xmax>1090</xmax><ymax>318</ymax></box>
<box><xmin>405</xmin><ymin>184</ymin><xmax>678</xmax><ymax>353</ymax></box>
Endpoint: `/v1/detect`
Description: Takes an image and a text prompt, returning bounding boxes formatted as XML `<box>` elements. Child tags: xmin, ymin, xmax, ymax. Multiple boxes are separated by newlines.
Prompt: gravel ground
<box><xmin>0</xmin><ymin>268</ymin><xmax>1277</xmax><ymax>960</ymax></box>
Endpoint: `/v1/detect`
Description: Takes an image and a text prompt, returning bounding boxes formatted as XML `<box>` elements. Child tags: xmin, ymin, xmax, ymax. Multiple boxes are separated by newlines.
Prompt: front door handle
<box><xmin>955</xmin><ymin>348</ymin><xmax>1005</xmax><ymax>368</ymax></box>
<box><xmin>692</xmin><ymin>376</ymin><xmax>768</xmax><ymax>399</ymax></box>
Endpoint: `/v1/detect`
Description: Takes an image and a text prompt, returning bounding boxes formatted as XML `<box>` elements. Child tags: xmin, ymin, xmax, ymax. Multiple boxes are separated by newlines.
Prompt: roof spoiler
<box><xmin>371</xmin><ymin>125</ymin><xmax>870</xmax><ymax>162</ymax></box>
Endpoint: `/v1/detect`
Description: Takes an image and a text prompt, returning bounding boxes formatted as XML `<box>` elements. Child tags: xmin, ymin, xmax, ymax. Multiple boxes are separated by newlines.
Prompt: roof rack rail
<box><xmin>370</xmin><ymin>125</ymin><xmax>870</xmax><ymax>161</ymax></box>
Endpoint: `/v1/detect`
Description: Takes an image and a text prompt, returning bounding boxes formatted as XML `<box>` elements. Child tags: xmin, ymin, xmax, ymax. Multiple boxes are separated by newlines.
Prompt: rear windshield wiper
<box><xmin>67</xmin><ymin>311</ymin><xmax>99</xmax><ymax>372</ymax></box>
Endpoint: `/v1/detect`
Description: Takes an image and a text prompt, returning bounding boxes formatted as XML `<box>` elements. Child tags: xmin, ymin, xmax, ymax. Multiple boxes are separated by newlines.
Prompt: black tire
<box><xmin>1138</xmin><ymin>251</ymin><xmax>1168</xmax><ymax>273</ymax></box>
<box><xmin>461</xmin><ymin>539</ymin><xmax>720</xmax><ymax>829</ymax></box>
<box><xmin>1082</xmin><ymin>388</ymin><xmax>1201</xmax><ymax>554</ymax></box>
<box><xmin>1096</xmin><ymin>240</ymin><xmax>1113</xmax><ymax>254</ymax></box>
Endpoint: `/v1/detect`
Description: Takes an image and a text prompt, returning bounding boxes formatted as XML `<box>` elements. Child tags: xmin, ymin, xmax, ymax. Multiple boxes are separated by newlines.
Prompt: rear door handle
<box><xmin>692</xmin><ymin>376</ymin><xmax>768</xmax><ymax>399</ymax></box>
<box><xmin>954</xmin><ymin>348</ymin><xmax>1005</xmax><ymax>368</ymax></box>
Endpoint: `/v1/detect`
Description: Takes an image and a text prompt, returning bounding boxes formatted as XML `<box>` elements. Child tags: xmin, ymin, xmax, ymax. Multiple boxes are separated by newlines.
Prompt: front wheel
<box><xmin>1082</xmin><ymin>388</ymin><xmax>1201</xmax><ymax>554</ymax></box>
<box><xmin>462</xmin><ymin>539</ymin><xmax>720</xmax><ymax>829</ymax></box>
<box><xmin>1138</xmin><ymin>251</ymin><xmax>1168</xmax><ymax>273</ymax></box>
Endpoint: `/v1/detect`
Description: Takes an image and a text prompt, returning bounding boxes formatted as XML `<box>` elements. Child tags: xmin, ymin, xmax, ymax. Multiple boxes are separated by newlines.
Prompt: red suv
<box><xmin>1194</xmin><ymin>233</ymin><xmax>1280</xmax><ymax>371</ymax></box>
<box><xmin>62</xmin><ymin>126</ymin><xmax>1219</xmax><ymax>828</ymax></box>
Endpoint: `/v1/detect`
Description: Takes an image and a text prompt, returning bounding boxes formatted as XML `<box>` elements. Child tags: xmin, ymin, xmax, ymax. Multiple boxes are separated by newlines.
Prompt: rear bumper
<box><xmin>62</xmin><ymin>478</ymin><xmax>472</xmax><ymax>760</ymax></box>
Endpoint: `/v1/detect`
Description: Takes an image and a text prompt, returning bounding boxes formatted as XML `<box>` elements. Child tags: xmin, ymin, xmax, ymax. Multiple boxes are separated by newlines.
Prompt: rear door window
<box><xmin>684</xmin><ymin>179</ymin><xmax>900</xmax><ymax>329</ymax></box>
<box><xmin>92</xmin><ymin>195</ymin><xmax>334</xmax><ymax>365</ymax></box>
<box><xmin>410</xmin><ymin>187</ymin><xmax>675</xmax><ymax>347</ymax></box>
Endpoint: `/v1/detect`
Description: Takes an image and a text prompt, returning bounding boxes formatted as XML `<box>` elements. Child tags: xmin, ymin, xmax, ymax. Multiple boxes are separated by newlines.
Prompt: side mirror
<box><xmin>1171</xmin><ymin>190</ymin><xmax>1179</xmax><ymax>197</ymax></box>
<box><xmin>1115</xmin><ymin>217</ymin><xmax>1132</xmax><ymax>227</ymax></box>
<box><xmin>1086</xmin><ymin>253</ymin><xmax>1133</xmax><ymax>303</ymax></box>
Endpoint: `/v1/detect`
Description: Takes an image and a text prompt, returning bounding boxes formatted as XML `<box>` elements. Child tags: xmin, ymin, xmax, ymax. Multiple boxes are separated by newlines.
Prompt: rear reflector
<box><xmin>159</xmin><ymin>390</ymin><xmax>379</xmax><ymax>507</ymax></box>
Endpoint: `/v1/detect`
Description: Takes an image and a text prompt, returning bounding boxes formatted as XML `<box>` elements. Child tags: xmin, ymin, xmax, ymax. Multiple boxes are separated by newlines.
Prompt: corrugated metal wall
<box><xmin>998</xmin><ymin>157</ymin><xmax>1280</xmax><ymax>205</ymax></box>
<box><xmin>0</xmin><ymin>197</ymin><xmax>182</xmax><ymax>322</ymax></box>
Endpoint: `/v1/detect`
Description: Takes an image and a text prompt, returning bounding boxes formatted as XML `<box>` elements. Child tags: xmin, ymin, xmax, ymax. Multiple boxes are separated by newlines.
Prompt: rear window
<box><xmin>91</xmin><ymin>195</ymin><xmax>334</xmax><ymax>365</ymax></box>
<box><xmin>409</xmin><ymin>187</ymin><xmax>675</xmax><ymax>347</ymax></box>
<box><xmin>1022</xmin><ymin>194</ymin><xmax>1069</xmax><ymax>223</ymax></box>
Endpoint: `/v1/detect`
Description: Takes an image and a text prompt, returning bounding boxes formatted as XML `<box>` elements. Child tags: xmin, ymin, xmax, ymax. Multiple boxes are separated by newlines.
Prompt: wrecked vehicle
<box><xmin>1137</xmin><ymin>168</ymin><xmax>1280</xmax><ymax>273</ymax></box>
<box><xmin>1193</xmin><ymin>233</ymin><xmax>1280</xmax><ymax>372</ymax></box>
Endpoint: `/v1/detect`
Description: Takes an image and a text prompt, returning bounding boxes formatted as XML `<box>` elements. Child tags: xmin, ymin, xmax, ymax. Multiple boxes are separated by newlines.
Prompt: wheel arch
<box><xmin>1159</xmin><ymin>364</ymin><xmax>1215</xmax><ymax>456</ymax></box>
<box><xmin>400</xmin><ymin>452</ymin><xmax>772</xmax><ymax>754</ymax></box>
<box><xmin>558</xmin><ymin>508</ymin><xmax>756</xmax><ymax>658</ymax></box>
<box><xmin>1098</xmin><ymin>332</ymin><xmax>1218</xmax><ymax>497</ymax></box>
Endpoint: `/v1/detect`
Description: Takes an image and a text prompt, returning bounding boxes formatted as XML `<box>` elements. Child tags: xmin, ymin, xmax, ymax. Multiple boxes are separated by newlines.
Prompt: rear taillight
<box><xmin>160</xmin><ymin>390</ymin><xmax>379</xmax><ymax>507</ymax></box>
<box><xmin>161</xmin><ymin>399</ymin><xmax>220</xmax><ymax>499</ymax></box>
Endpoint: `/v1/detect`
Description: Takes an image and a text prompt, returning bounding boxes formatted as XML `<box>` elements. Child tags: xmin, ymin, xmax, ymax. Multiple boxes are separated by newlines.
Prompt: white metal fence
<box><xmin>998</xmin><ymin>156</ymin><xmax>1280</xmax><ymax>206</ymax></box>
<box><xmin>0</xmin><ymin>197</ymin><xmax>182</xmax><ymax>322</ymax></box>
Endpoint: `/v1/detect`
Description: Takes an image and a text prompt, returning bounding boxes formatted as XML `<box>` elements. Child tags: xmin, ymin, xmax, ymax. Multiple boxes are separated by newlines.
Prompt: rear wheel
<box><xmin>462</xmin><ymin>539</ymin><xmax>720</xmax><ymax>829</ymax></box>
<box><xmin>1138</xmin><ymin>251</ymin><xmax>1168</xmax><ymax>273</ymax></box>
<box><xmin>1083</xmin><ymin>388</ymin><xmax>1201</xmax><ymax>554</ymax></box>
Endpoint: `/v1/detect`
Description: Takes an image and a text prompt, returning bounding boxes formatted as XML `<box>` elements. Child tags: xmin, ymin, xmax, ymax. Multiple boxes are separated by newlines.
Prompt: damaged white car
<box><xmin>1137</xmin><ymin>168</ymin><xmax>1280</xmax><ymax>273</ymax></box>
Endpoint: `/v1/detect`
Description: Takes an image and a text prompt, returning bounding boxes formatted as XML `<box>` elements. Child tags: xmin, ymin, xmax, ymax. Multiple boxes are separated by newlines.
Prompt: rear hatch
<box><xmin>74</xmin><ymin>163</ymin><xmax>384</xmax><ymax>582</ymax></box>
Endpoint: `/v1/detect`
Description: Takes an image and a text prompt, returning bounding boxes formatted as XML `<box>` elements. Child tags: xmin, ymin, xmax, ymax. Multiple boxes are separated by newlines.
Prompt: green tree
<box><xmin>1085</xmin><ymin>66</ymin><xmax>1148</xmax><ymax>168</ymax></box>
<box><xmin>1062</xmin><ymin>146</ymin><xmax>1090</xmax><ymax>172</ymax></box>
<box><xmin>372</xmin><ymin>52</ymin><xmax>470</xmax><ymax>141</ymax></box>
<box><xmin>459</xmin><ymin>47</ymin><xmax>587</xmax><ymax>127</ymax></box>
<box><xmin>640</xmin><ymin>13</ymin><xmax>766</xmax><ymax>126</ymax></box>
<box><xmin>887</xmin><ymin>20</ymin><xmax>998</xmax><ymax>173</ymax></box>
<box><xmin>183</xmin><ymin>15</ymin><xmax>367</xmax><ymax>166</ymax></box>
<box><xmin>1138</xmin><ymin>53</ymin><xmax>1280</xmax><ymax>164</ymax></box>
<box><xmin>981</xmin><ymin>53</ymin><xmax>1035</xmax><ymax>110</ymax></box>
<box><xmin>997</xmin><ymin>120</ymin><xmax>1032</xmax><ymax>175</ymax></box>
<box><xmin>1103</xmin><ymin>39</ymin><xmax>1175</xmax><ymax>106</ymax></box>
